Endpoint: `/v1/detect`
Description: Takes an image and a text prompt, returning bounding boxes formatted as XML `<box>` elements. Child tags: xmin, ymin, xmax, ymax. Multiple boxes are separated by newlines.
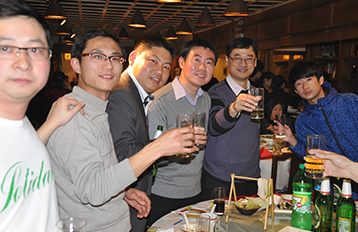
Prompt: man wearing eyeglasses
<box><xmin>0</xmin><ymin>1</ymin><xmax>86</xmax><ymax>231</ymax></box>
<box><xmin>201</xmin><ymin>37</ymin><xmax>262</xmax><ymax>200</ymax></box>
<box><xmin>46</xmin><ymin>30</ymin><xmax>197</xmax><ymax>232</ymax></box>
<box><xmin>106</xmin><ymin>35</ymin><xmax>175</xmax><ymax>232</ymax></box>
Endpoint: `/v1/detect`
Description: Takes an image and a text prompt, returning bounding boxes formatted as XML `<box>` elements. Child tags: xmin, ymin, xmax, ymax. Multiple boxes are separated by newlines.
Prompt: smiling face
<box><xmin>226</xmin><ymin>46</ymin><xmax>256</xmax><ymax>87</ymax></box>
<box><xmin>0</xmin><ymin>16</ymin><xmax>50</xmax><ymax>118</ymax></box>
<box><xmin>71</xmin><ymin>36</ymin><xmax>123</xmax><ymax>101</ymax></box>
<box><xmin>294</xmin><ymin>75</ymin><xmax>325</xmax><ymax>105</ymax></box>
<box><xmin>270</xmin><ymin>103</ymin><xmax>283</xmax><ymax>121</ymax></box>
<box><xmin>130</xmin><ymin>46</ymin><xmax>172</xmax><ymax>93</ymax></box>
<box><xmin>178</xmin><ymin>46</ymin><xmax>215</xmax><ymax>95</ymax></box>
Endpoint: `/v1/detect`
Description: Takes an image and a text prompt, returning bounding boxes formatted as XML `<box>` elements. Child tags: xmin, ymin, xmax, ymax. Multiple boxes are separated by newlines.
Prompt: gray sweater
<box><xmin>47</xmin><ymin>87</ymin><xmax>137</xmax><ymax>232</ymax></box>
<box><xmin>148</xmin><ymin>83</ymin><xmax>210</xmax><ymax>198</ymax></box>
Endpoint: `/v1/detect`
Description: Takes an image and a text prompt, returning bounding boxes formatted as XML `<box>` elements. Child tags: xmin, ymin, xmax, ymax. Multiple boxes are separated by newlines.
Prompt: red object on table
<box><xmin>260</xmin><ymin>147</ymin><xmax>273</xmax><ymax>159</ymax></box>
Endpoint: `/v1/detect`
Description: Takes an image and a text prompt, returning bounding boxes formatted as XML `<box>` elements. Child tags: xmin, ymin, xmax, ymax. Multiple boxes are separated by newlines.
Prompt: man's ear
<box><xmin>70</xmin><ymin>58</ymin><xmax>81</xmax><ymax>75</ymax></box>
<box><xmin>318</xmin><ymin>75</ymin><xmax>324</xmax><ymax>85</ymax></box>
<box><xmin>128</xmin><ymin>51</ymin><xmax>137</xmax><ymax>66</ymax></box>
<box><xmin>225</xmin><ymin>56</ymin><xmax>229</xmax><ymax>66</ymax></box>
<box><xmin>178</xmin><ymin>56</ymin><xmax>184</xmax><ymax>69</ymax></box>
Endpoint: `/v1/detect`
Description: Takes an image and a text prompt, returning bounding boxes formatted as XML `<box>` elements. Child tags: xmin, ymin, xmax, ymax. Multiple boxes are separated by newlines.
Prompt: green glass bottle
<box><xmin>314</xmin><ymin>177</ymin><xmax>333</xmax><ymax>232</ymax></box>
<box><xmin>337</xmin><ymin>179</ymin><xmax>355</xmax><ymax>232</ymax></box>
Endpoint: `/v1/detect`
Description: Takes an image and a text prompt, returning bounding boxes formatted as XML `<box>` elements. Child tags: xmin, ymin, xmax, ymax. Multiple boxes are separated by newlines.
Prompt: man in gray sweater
<box><xmin>147</xmin><ymin>39</ymin><xmax>218</xmax><ymax>226</ymax></box>
<box><xmin>46</xmin><ymin>30</ymin><xmax>197</xmax><ymax>232</ymax></box>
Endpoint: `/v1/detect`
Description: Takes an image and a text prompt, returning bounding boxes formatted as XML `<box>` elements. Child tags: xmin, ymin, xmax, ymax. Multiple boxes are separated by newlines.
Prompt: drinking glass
<box><xmin>305</xmin><ymin>134</ymin><xmax>326</xmax><ymax>179</ymax></box>
<box><xmin>249</xmin><ymin>88</ymin><xmax>264</xmax><ymax>120</ymax></box>
<box><xmin>275</xmin><ymin>114</ymin><xmax>286</xmax><ymax>139</ymax></box>
<box><xmin>197</xmin><ymin>214</ymin><xmax>210</xmax><ymax>232</ymax></box>
<box><xmin>193</xmin><ymin>112</ymin><xmax>206</xmax><ymax>149</ymax></box>
<box><xmin>176</xmin><ymin>114</ymin><xmax>194</xmax><ymax>158</ymax></box>
<box><xmin>56</xmin><ymin>218</ymin><xmax>86</xmax><ymax>232</ymax></box>
<box><xmin>214</xmin><ymin>187</ymin><xmax>226</xmax><ymax>215</ymax></box>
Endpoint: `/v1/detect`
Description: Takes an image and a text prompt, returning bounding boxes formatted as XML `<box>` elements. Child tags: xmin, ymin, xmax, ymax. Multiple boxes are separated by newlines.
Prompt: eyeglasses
<box><xmin>228</xmin><ymin>56</ymin><xmax>256</xmax><ymax>65</ymax></box>
<box><xmin>78</xmin><ymin>52</ymin><xmax>125</xmax><ymax>64</ymax></box>
<box><xmin>0</xmin><ymin>45</ymin><xmax>52</xmax><ymax>61</ymax></box>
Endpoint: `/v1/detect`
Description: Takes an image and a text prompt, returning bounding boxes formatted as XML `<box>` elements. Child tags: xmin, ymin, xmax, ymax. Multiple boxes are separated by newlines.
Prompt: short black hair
<box><xmin>266</xmin><ymin>98</ymin><xmax>285</xmax><ymax>118</ymax></box>
<box><xmin>0</xmin><ymin>0</ymin><xmax>52</xmax><ymax>49</ymax></box>
<box><xmin>134</xmin><ymin>34</ymin><xmax>176</xmax><ymax>61</ymax></box>
<box><xmin>179</xmin><ymin>39</ymin><xmax>218</xmax><ymax>65</ymax></box>
<box><xmin>288</xmin><ymin>60</ymin><xmax>322</xmax><ymax>90</ymax></box>
<box><xmin>271</xmin><ymin>75</ymin><xmax>286</xmax><ymax>90</ymax></box>
<box><xmin>226</xmin><ymin>37</ymin><xmax>258</xmax><ymax>58</ymax></box>
<box><xmin>71</xmin><ymin>30</ymin><xmax>126</xmax><ymax>63</ymax></box>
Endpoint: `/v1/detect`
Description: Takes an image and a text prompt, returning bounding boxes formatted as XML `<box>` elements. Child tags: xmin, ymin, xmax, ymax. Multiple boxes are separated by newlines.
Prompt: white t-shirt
<box><xmin>0</xmin><ymin>116</ymin><xmax>59</xmax><ymax>232</ymax></box>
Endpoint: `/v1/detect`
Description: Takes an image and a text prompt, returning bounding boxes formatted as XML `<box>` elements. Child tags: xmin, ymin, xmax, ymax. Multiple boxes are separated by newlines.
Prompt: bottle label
<box><xmin>314</xmin><ymin>204</ymin><xmax>321</xmax><ymax>229</ymax></box>
<box><xmin>293</xmin><ymin>192</ymin><xmax>311</xmax><ymax>214</ymax></box>
<box><xmin>333</xmin><ymin>183</ymin><xmax>342</xmax><ymax>204</ymax></box>
<box><xmin>338</xmin><ymin>217</ymin><xmax>351</xmax><ymax>232</ymax></box>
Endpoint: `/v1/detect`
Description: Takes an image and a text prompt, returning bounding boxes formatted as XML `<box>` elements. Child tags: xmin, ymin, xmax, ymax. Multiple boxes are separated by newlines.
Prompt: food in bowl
<box><xmin>233</xmin><ymin>198</ymin><xmax>263</xmax><ymax>215</ymax></box>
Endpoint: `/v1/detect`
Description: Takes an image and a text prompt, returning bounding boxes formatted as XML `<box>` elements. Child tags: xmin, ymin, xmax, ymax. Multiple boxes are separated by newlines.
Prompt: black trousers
<box><xmin>146</xmin><ymin>192</ymin><xmax>201</xmax><ymax>228</ymax></box>
<box><xmin>201</xmin><ymin>168</ymin><xmax>258</xmax><ymax>201</ymax></box>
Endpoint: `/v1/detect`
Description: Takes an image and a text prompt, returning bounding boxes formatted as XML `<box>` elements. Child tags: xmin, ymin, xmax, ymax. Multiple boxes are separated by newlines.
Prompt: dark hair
<box><xmin>0</xmin><ymin>0</ymin><xmax>52</xmax><ymax>49</ymax></box>
<box><xmin>71</xmin><ymin>30</ymin><xmax>126</xmax><ymax>63</ymax></box>
<box><xmin>134</xmin><ymin>34</ymin><xmax>176</xmax><ymax>61</ymax></box>
<box><xmin>179</xmin><ymin>39</ymin><xmax>218</xmax><ymax>65</ymax></box>
<box><xmin>250</xmin><ymin>60</ymin><xmax>264</xmax><ymax>77</ymax></box>
<box><xmin>271</xmin><ymin>75</ymin><xmax>286</xmax><ymax>90</ymax></box>
<box><xmin>288</xmin><ymin>60</ymin><xmax>322</xmax><ymax>90</ymax></box>
<box><xmin>266</xmin><ymin>99</ymin><xmax>285</xmax><ymax>118</ymax></box>
<box><xmin>226</xmin><ymin>37</ymin><xmax>258</xmax><ymax>58</ymax></box>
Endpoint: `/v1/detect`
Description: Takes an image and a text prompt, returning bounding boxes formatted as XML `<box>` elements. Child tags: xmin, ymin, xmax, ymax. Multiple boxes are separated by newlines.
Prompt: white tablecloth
<box><xmin>259</xmin><ymin>158</ymin><xmax>291</xmax><ymax>190</ymax></box>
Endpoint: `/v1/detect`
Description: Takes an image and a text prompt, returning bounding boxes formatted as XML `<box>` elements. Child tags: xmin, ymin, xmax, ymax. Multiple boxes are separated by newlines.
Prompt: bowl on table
<box><xmin>281</xmin><ymin>194</ymin><xmax>293</xmax><ymax>203</ymax></box>
<box><xmin>181</xmin><ymin>223</ymin><xmax>197</xmax><ymax>232</ymax></box>
<box><xmin>234</xmin><ymin>204</ymin><xmax>260</xmax><ymax>215</ymax></box>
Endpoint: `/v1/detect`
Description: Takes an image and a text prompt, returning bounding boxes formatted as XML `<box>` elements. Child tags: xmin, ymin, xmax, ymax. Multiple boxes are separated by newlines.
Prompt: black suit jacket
<box><xmin>106</xmin><ymin>70</ymin><xmax>151</xmax><ymax>232</ymax></box>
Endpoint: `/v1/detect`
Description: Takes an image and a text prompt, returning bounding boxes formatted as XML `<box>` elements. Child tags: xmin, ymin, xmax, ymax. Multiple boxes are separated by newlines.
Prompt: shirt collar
<box><xmin>126</xmin><ymin>66</ymin><xmax>148</xmax><ymax>103</ymax></box>
<box><xmin>172</xmin><ymin>76</ymin><xmax>203</xmax><ymax>106</ymax></box>
<box><xmin>226</xmin><ymin>74</ymin><xmax>251</xmax><ymax>95</ymax></box>
<box><xmin>72</xmin><ymin>86</ymin><xmax>108</xmax><ymax>112</ymax></box>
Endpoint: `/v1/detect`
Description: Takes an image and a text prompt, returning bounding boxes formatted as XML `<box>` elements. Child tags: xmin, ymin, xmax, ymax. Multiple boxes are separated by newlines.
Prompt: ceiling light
<box><xmin>155</xmin><ymin>0</ymin><xmax>184</xmax><ymax>3</ymax></box>
<box><xmin>56</xmin><ymin>22</ymin><xmax>71</xmax><ymax>36</ymax></box>
<box><xmin>45</xmin><ymin>0</ymin><xmax>67</xmax><ymax>20</ymax></box>
<box><xmin>63</xmin><ymin>35</ymin><xmax>74</xmax><ymax>43</ymax></box>
<box><xmin>128</xmin><ymin>10</ymin><xmax>146</xmax><ymax>28</ymax></box>
<box><xmin>225</xmin><ymin>0</ymin><xmax>250</xmax><ymax>17</ymax></box>
<box><xmin>195</xmin><ymin>7</ymin><xmax>215</xmax><ymax>27</ymax></box>
<box><xmin>176</xmin><ymin>19</ymin><xmax>192</xmax><ymax>35</ymax></box>
<box><xmin>117</xmin><ymin>27</ymin><xmax>130</xmax><ymax>40</ymax></box>
<box><xmin>165</xmin><ymin>26</ymin><xmax>178</xmax><ymax>40</ymax></box>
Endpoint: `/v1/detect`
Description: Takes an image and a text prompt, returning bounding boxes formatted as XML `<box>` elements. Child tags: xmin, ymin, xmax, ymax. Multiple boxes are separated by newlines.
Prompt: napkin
<box><xmin>260</xmin><ymin>147</ymin><xmax>273</xmax><ymax>159</ymax></box>
<box><xmin>257</xmin><ymin>178</ymin><xmax>270</xmax><ymax>199</ymax></box>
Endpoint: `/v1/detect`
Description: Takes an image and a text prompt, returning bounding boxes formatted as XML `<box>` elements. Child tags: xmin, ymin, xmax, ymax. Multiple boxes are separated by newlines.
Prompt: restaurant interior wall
<box><xmin>195</xmin><ymin>0</ymin><xmax>358</xmax><ymax>93</ymax></box>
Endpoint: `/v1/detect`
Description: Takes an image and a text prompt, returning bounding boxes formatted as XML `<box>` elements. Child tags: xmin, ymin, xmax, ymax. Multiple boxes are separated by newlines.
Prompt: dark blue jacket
<box><xmin>291</xmin><ymin>83</ymin><xmax>358</xmax><ymax>199</ymax></box>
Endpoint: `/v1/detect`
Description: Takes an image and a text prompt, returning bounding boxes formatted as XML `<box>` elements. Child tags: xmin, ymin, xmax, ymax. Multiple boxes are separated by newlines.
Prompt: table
<box><xmin>147</xmin><ymin>200</ymin><xmax>293</xmax><ymax>232</ymax></box>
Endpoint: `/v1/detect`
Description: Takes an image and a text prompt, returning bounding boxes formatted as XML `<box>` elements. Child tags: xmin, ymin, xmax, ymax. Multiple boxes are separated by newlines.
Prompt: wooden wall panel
<box><xmin>332</xmin><ymin>0</ymin><xmax>358</xmax><ymax>26</ymax></box>
<box><xmin>290</xmin><ymin>4</ymin><xmax>332</xmax><ymax>34</ymax></box>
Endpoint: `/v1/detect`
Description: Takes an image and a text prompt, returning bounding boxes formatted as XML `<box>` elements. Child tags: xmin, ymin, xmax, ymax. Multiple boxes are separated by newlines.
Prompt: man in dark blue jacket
<box><xmin>278</xmin><ymin>60</ymin><xmax>358</xmax><ymax>199</ymax></box>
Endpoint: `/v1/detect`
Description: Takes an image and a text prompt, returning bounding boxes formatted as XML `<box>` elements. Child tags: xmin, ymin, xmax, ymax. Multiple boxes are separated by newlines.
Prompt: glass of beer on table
<box><xmin>305</xmin><ymin>134</ymin><xmax>326</xmax><ymax>179</ymax></box>
<box><xmin>249</xmin><ymin>87</ymin><xmax>264</xmax><ymax>120</ymax></box>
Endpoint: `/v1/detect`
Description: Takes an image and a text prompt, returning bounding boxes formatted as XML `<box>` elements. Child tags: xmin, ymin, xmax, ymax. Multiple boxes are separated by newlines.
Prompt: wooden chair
<box><xmin>225</xmin><ymin>174</ymin><xmax>275</xmax><ymax>231</ymax></box>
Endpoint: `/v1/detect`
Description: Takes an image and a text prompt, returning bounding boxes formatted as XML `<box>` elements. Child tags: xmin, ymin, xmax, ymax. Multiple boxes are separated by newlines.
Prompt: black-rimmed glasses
<box><xmin>78</xmin><ymin>52</ymin><xmax>125</xmax><ymax>64</ymax></box>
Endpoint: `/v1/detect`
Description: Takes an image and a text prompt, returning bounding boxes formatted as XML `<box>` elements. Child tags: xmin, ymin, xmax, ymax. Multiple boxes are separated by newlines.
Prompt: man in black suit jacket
<box><xmin>106</xmin><ymin>35</ymin><xmax>175</xmax><ymax>232</ymax></box>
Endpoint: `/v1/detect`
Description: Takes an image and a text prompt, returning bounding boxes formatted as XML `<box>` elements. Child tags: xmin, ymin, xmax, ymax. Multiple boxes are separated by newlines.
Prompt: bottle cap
<box><xmin>341</xmin><ymin>179</ymin><xmax>352</xmax><ymax>197</ymax></box>
<box><xmin>299</xmin><ymin>164</ymin><xmax>305</xmax><ymax>170</ymax></box>
<box><xmin>320</xmin><ymin>177</ymin><xmax>330</xmax><ymax>194</ymax></box>
<box><xmin>157</xmin><ymin>125</ymin><xmax>163</xmax><ymax>131</ymax></box>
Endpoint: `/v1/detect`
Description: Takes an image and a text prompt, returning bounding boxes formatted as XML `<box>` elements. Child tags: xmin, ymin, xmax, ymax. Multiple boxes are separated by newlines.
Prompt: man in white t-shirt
<box><xmin>0</xmin><ymin>1</ymin><xmax>84</xmax><ymax>231</ymax></box>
